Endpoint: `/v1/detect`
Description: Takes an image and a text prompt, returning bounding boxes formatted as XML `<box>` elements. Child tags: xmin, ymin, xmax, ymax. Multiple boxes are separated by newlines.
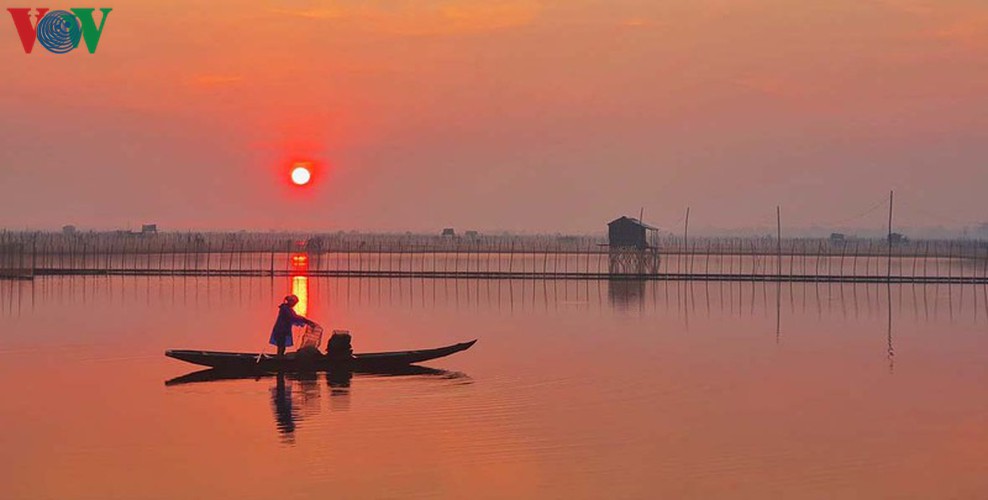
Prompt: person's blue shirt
<box><xmin>269</xmin><ymin>300</ymin><xmax>313</xmax><ymax>348</ymax></box>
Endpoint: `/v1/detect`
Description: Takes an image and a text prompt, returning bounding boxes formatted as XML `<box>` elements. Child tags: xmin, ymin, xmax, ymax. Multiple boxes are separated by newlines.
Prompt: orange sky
<box><xmin>1</xmin><ymin>0</ymin><xmax>987</xmax><ymax>233</ymax></box>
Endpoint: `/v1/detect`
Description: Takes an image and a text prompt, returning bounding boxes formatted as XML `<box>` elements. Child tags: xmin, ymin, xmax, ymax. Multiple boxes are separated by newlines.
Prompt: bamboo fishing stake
<box><xmin>683</xmin><ymin>207</ymin><xmax>690</xmax><ymax>275</ymax></box>
<box><xmin>776</xmin><ymin>206</ymin><xmax>782</xmax><ymax>279</ymax></box>
<box><xmin>887</xmin><ymin>190</ymin><xmax>894</xmax><ymax>280</ymax></box>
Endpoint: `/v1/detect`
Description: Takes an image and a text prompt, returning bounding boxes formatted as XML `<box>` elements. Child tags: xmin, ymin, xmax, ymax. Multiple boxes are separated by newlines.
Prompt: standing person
<box><xmin>269</xmin><ymin>295</ymin><xmax>317</xmax><ymax>356</ymax></box>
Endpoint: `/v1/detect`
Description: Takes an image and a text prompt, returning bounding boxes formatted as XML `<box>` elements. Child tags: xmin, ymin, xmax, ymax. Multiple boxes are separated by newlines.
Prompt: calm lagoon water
<box><xmin>1</xmin><ymin>276</ymin><xmax>988</xmax><ymax>499</ymax></box>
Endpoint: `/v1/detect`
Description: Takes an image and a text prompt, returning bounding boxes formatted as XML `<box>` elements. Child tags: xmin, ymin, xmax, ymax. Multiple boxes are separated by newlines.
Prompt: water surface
<box><xmin>1</xmin><ymin>277</ymin><xmax>987</xmax><ymax>498</ymax></box>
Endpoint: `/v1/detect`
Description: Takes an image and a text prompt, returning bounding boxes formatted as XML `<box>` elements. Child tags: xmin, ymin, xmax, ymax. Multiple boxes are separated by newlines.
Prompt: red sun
<box><xmin>290</xmin><ymin>165</ymin><xmax>312</xmax><ymax>186</ymax></box>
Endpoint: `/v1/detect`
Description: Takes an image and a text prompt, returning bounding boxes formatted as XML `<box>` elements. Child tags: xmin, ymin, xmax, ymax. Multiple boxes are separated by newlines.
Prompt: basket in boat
<box><xmin>298</xmin><ymin>324</ymin><xmax>324</xmax><ymax>350</ymax></box>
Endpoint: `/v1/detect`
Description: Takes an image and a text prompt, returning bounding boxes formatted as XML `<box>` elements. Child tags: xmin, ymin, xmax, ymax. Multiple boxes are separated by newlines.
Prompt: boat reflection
<box><xmin>164</xmin><ymin>365</ymin><xmax>463</xmax><ymax>386</ymax></box>
<box><xmin>166</xmin><ymin>367</ymin><xmax>470</xmax><ymax>443</ymax></box>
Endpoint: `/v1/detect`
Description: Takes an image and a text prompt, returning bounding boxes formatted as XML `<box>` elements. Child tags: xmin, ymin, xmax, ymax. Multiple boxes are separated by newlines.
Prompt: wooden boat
<box><xmin>165</xmin><ymin>339</ymin><xmax>476</xmax><ymax>372</ymax></box>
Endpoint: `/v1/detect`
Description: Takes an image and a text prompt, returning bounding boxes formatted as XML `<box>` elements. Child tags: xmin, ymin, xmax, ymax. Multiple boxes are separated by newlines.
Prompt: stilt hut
<box><xmin>607</xmin><ymin>216</ymin><xmax>660</xmax><ymax>274</ymax></box>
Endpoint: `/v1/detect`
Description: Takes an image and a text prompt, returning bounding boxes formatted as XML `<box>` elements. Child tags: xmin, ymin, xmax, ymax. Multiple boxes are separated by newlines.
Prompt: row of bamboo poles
<box><xmin>0</xmin><ymin>242</ymin><xmax>32</xmax><ymax>280</ymax></box>
<box><xmin>1</xmin><ymin>231</ymin><xmax>987</xmax><ymax>282</ymax></box>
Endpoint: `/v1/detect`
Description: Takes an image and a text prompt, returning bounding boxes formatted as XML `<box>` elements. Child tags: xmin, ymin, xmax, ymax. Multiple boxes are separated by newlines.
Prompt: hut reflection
<box><xmin>607</xmin><ymin>279</ymin><xmax>646</xmax><ymax>310</ymax></box>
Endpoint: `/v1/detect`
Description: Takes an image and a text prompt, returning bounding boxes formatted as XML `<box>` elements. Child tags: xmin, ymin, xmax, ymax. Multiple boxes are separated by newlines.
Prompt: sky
<box><xmin>1</xmin><ymin>0</ymin><xmax>987</xmax><ymax>235</ymax></box>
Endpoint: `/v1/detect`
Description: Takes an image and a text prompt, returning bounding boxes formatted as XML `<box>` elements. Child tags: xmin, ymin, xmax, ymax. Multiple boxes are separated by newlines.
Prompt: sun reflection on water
<box><xmin>291</xmin><ymin>253</ymin><xmax>309</xmax><ymax>317</ymax></box>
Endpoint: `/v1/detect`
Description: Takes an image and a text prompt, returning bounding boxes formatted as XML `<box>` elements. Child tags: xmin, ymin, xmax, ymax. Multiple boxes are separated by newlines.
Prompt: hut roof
<box><xmin>608</xmin><ymin>216</ymin><xmax>658</xmax><ymax>231</ymax></box>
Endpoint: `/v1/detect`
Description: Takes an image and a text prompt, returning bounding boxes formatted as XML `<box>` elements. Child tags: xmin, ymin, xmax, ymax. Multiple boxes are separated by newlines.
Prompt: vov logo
<box><xmin>7</xmin><ymin>8</ymin><xmax>111</xmax><ymax>54</ymax></box>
